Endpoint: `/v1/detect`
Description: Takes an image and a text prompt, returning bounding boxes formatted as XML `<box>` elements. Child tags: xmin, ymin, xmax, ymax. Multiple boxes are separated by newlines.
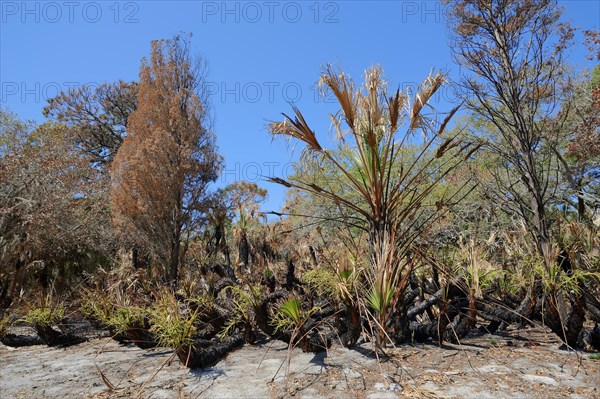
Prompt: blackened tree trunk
<box><xmin>170</xmin><ymin>237</ymin><xmax>180</xmax><ymax>284</ymax></box>
<box><xmin>238</xmin><ymin>232</ymin><xmax>249</xmax><ymax>268</ymax></box>
<box><xmin>445</xmin><ymin>0</ymin><xmax>575</xmax><ymax>339</ymax></box>
<box><xmin>544</xmin><ymin>293</ymin><xmax>585</xmax><ymax>348</ymax></box>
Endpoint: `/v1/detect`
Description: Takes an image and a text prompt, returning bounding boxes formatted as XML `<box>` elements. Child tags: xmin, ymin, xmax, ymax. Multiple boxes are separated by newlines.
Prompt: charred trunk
<box><xmin>177</xmin><ymin>333</ymin><xmax>245</xmax><ymax>368</ymax></box>
<box><xmin>238</xmin><ymin>232</ymin><xmax>249</xmax><ymax>268</ymax></box>
<box><xmin>35</xmin><ymin>325</ymin><xmax>87</xmax><ymax>347</ymax></box>
<box><xmin>255</xmin><ymin>291</ymin><xmax>287</xmax><ymax>337</ymax></box>
<box><xmin>544</xmin><ymin>293</ymin><xmax>585</xmax><ymax>349</ymax></box>
<box><xmin>337</xmin><ymin>305</ymin><xmax>361</xmax><ymax>348</ymax></box>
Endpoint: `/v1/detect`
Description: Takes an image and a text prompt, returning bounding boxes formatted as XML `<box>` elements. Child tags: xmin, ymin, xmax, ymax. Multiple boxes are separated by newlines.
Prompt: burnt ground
<box><xmin>0</xmin><ymin>325</ymin><xmax>598</xmax><ymax>399</ymax></box>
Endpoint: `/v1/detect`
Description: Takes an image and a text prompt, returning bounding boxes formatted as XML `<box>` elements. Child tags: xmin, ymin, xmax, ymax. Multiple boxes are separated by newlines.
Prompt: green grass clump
<box><xmin>81</xmin><ymin>290</ymin><xmax>115</xmax><ymax>325</ymax></box>
<box><xmin>218</xmin><ymin>285</ymin><xmax>261</xmax><ymax>339</ymax></box>
<box><xmin>188</xmin><ymin>294</ymin><xmax>215</xmax><ymax>314</ymax></box>
<box><xmin>25</xmin><ymin>301</ymin><xmax>65</xmax><ymax>327</ymax></box>
<box><xmin>0</xmin><ymin>314</ymin><xmax>12</xmax><ymax>336</ymax></box>
<box><xmin>302</xmin><ymin>268</ymin><xmax>337</xmax><ymax>299</ymax></box>
<box><xmin>105</xmin><ymin>306</ymin><xmax>146</xmax><ymax>335</ymax></box>
<box><xmin>149</xmin><ymin>291</ymin><xmax>198</xmax><ymax>349</ymax></box>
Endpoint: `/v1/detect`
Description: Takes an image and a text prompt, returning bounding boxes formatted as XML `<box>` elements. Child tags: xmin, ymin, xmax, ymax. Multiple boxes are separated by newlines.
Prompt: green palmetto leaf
<box><xmin>280</xmin><ymin>299</ymin><xmax>302</xmax><ymax>325</ymax></box>
<box><xmin>272</xmin><ymin>298</ymin><xmax>321</xmax><ymax>334</ymax></box>
<box><xmin>338</xmin><ymin>268</ymin><xmax>353</xmax><ymax>282</ymax></box>
<box><xmin>367</xmin><ymin>279</ymin><xmax>394</xmax><ymax>313</ymax></box>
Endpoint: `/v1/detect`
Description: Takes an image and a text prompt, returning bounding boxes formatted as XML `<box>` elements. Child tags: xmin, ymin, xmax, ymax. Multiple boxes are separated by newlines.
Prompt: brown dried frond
<box><xmin>269</xmin><ymin>107</ymin><xmax>322</xmax><ymax>152</ymax></box>
<box><xmin>320</xmin><ymin>65</ymin><xmax>357</xmax><ymax>129</ymax></box>
<box><xmin>408</xmin><ymin>72</ymin><xmax>446</xmax><ymax>130</ymax></box>
<box><xmin>362</xmin><ymin>65</ymin><xmax>386</xmax><ymax>124</ymax></box>
<box><xmin>268</xmin><ymin>121</ymin><xmax>290</xmax><ymax>135</ymax></box>
<box><xmin>309</xmin><ymin>183</ymin><xmax>323</xmax><ymax>193</ymax></box>
<box><xmin>436</xmin><ymin>105</ymin><xmax>462</xmax><ymax>136</ymax></box>
<box><xmin>435</xmin><ymin>137</ymin><xmax>460</xmax><ymax>158</ymax></box>
<box><xmin>463</xmin><ymin>143</ymin><xmax>482</xmax><ymax>160</ymax></box>
<box><xmin>268</xmin><ymin>177</ymin><xmax>293</xmax><ymax>188</ymax></box>
<box><xmin>387</xmin><ymin>89</ymin><xmax>406</xmax><ymax>134</ymax></box>
<box><xmin>328</xmin><ymin>112</ymin><xmax>346</xmax><ymax>141</ymax></box>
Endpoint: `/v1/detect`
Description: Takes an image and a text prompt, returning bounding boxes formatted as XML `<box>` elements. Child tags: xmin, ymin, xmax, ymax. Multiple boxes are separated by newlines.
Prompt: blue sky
<box><xmin>1</xmin><ymin>1</ymin><xmax>598</xmax><ymax>214</ymax></box>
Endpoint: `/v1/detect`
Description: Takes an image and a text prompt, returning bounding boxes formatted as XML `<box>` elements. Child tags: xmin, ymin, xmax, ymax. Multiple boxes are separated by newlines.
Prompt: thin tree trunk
<box><xmin>577</xmin><ymin>188</ymin><xmax>586</xmax><ymax>221</ymax></box>
<box><xmin>170</xmin><ymin>236</ymin><xmax>180</xmax><ymax>284</ymax></box>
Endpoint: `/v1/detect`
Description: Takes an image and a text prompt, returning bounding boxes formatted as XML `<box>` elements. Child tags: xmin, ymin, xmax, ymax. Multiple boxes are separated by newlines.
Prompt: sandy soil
<box><xmin>0</xmin><ymin>326</ymin><xmax>598</xmax><ymax>399</ymax></box>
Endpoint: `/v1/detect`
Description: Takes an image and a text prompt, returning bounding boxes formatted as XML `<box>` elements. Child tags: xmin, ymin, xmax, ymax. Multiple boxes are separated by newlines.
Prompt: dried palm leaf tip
<box><xmin>387</xmin><ymin>89</ymin><xmax>405</xmax><ymax>134</ymax></box>
<box><xmin>410</xmin><ymin>72</ymin><xmax>447</xmax><ymax>130</ymax></box>
<box><xmin>320</xmin><ymin>65</ymin><xmax>356</xmax><ymax>129</ymax></box>
<box><xmin>269</xmin><ymin>107</ymin><xmax>323</xmax><ymax>152</ymax></box>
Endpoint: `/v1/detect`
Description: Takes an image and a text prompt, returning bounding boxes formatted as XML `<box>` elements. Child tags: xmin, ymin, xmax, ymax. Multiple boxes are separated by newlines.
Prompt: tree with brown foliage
<box><xmin>0</xmin><ymin>110</ymin><xmax>112</xmax><ymax>302</ymax></box>
<box><xmin>557</xmin><ymin>30</ymin><xmax>600</xmax><ymax>221</ymax></box>
<box><xmin>110</xmin><ymin>35</ymin><xmax>220</xmax><ymax>283</ymax></box>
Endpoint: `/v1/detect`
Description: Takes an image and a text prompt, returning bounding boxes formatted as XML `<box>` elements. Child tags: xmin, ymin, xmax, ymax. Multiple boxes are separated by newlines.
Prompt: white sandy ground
<box><xmin>0</xmin><ymin>327</ymin><xmax>599</xmax><ymax>399</ymax></box>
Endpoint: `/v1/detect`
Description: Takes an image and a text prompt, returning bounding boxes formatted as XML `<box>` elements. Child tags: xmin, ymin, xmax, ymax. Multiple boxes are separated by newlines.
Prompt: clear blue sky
<box><xmin>1</xmin><ymin>1</ymin><xmax>598</xmax><ymax>214</ymax></box>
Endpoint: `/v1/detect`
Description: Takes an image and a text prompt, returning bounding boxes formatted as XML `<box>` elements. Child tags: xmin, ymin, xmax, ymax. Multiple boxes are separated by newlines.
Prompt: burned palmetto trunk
<box><xmin>255</xmin><ymin>291</ymin><xmax>287</xmax><ymax>337</ymax></box>
<box><xmin>35</xmin><ymin>325</ymin><xmax>87</xmax><ymax>347</ymax></box>
<box><xmin>238</xmin><ymin>231</ymin><xmax>249</xmax><ymax>268</ymax></box>
<box><xmin>285</xmin><ymin>258</ymin><xmax>301</xmax><ymax>290</ymax></box>
<box><xmin>543</xmin><ymin>292</ymin><xmax>586</xmax><ymax>349</ymax></box>
<box><xmin>176</xmin><ymin>333</ymin><xmax>245</xmax><ymax>369</ymax></box>
<box><xmin>338</xmin><ymin>305</ymin><xmax>361</xmax><ymax>348</ymax></box>
<box><xmin>587</xmin><ymin>323</ymin><xmax>600</xmax><ymax>350</ymax></box>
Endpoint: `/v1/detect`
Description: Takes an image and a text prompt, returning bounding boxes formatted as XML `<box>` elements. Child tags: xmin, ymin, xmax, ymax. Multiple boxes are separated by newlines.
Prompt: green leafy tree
<box><xmin>556</xmin><ymin>64</ymin><xmax>600</xmax><ymax>221</ymax></box>
<box><xmin>444</xmin><ymin>0</ymin><xmax>574</xmax><ymax>265</ymax></box>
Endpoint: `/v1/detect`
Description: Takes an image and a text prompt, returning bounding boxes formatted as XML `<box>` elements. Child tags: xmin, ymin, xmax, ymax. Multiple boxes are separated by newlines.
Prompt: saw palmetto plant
<box><xmin>269</xmin><ymin>65</ymin><xmax>480</xmax><ymax>344</ymax></box>
<box><xmin>219</xmin><ymin>284</ymin><xmax>262</xmax><ymax>343</ymax></box>
<box><xmin>302</xmin><ymin>263</ymin><xmax>358</xmax><ymax>302</ymax></box>
<box><xmin>534</xmin><ymin>244</ymin><xmax>600</xmax><ymax>297</ymax></box>
<box><xmin>454</xmin><ymin>236</ymin><xmax>504</xmax><ymax>329</ymax></box>
<box><xmin>271</xmin><ymin>297</ymin><xmax>321</xmax><ymax>349</ymax></box>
